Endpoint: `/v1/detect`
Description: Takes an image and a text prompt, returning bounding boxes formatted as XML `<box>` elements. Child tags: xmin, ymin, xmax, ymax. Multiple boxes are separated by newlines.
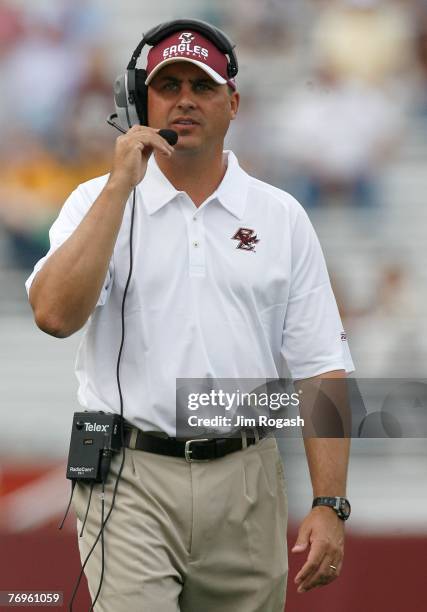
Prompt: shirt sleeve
<box><xmin>281</xmin><ymin>205</ymin><xmax>354</xmax><ymax>379</ymax></box>
<box><xmin>24</xmin><ymin>185</ymin><xmax>113</xmax><ymax>308</ymax></box>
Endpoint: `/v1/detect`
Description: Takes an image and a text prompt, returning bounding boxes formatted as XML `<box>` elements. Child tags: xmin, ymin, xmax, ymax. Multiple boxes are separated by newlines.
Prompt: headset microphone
<box><xmin>106</xmin><ymin>113</ymin><xmax>178</xmax><ymax>146</ymax></box>
<box><xmin>158</xmin><ymin>129</ymin><xmax>178</xmax><ymax>146</ymax></box>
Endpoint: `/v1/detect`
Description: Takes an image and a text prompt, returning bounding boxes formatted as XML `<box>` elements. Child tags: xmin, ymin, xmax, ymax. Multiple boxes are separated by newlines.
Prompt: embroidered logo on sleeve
<box><xmin>341</xmin><ymin>331</ymin><xmax>348</xmax><ymax>341</ymax></box>
<box><xmin>231</xmin><ymin>228</ymin><xmax>260</xmax><ymax>252</ymax></box>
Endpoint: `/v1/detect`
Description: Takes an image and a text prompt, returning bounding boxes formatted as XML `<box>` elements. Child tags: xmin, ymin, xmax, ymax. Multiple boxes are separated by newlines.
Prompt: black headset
<box><xmin>112</xmin><ymin>18</ymin><xmax>238</xmax><ymax>131</ymax></box>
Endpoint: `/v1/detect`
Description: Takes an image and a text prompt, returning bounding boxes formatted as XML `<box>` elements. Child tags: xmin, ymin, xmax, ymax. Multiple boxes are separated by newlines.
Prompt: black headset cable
<box><xmin>58</xmin><ymin>481</ymin><xmax>76</xmax><ymax>530</ymax></box>
<box><xmin>68</xmin><ymin>186</ymin><xmax>137</xmax><ymax>611</ymax></box>
<box><xmin>79</xmin><ymin>481</ymin><xmax>95</xmax><ymax>538</ymax></box>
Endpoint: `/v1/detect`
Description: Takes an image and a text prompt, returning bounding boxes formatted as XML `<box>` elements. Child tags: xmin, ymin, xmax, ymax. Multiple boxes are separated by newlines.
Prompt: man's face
<box><xmin>147</xmin><ymin>62</ymin><xmax>239</xmax><ymax>154</ymax></box>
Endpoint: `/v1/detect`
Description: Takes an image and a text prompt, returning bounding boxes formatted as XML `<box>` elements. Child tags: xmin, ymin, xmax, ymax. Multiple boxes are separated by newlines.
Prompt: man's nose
<box><xmin>176</xmin><ymin>87</ymin><xmax>197</xmax><ymax>111</ymax></box>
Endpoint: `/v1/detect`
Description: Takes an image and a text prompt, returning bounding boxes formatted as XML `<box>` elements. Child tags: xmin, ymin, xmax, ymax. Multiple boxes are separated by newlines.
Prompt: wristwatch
<box><xmin>312</xmin><ymin>496</ymin><xmax>351</xmax><ymax>521</ymax></box>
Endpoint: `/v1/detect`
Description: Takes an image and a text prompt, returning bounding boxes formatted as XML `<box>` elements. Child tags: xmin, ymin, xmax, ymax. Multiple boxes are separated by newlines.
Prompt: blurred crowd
<box><xmin>0</xmin><ymin>0</ymin><xmax>114</xmax><ymax>267</ymax></box>
<box><xmin>2</xmin><ymin>0</ymin><xmax>427</xmax><ymax>266</ymax></box>
<box><xmin>222</xmin><ymin>0</ymin><xmax>427</xmax><ymax>205</ymax></box>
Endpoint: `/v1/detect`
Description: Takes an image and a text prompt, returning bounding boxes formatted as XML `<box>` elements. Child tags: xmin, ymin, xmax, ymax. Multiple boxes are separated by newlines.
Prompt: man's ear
<box><xmin>230</xmin><ymin>91</ymin><xmax>240</xmax><ymax>120</ymax></box>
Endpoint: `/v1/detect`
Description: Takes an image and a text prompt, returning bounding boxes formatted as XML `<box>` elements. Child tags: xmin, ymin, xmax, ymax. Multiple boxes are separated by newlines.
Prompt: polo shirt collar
<box><xmin>214</xmin><ymin>151</ymin><xmax>248</xmax><ymax>220</ymax></box>
<box><xmin>140</xmin><ymin>155</ymin><xmax>180</xmax><ymax>215</ymax></box>
<box><xmin>140</xmin><ymin>150</ymin><xmax>249</xmax><ymax>220</ymax></box>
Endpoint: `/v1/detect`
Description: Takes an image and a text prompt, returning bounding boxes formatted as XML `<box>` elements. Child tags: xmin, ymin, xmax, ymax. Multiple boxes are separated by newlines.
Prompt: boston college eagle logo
<box><xmin>232</xmin><ymin>228</ymin><xmax>260</xmax><ymax>252</ymax></box>
<box><xmin>163</xmin><ymin>32</ymin><xmax>208</xmax><ymax>60</ymax></box>
<box><xmin>179</xmin><ymin>32</ymin><xmax>195</xmax><ymax>43</ymax></box>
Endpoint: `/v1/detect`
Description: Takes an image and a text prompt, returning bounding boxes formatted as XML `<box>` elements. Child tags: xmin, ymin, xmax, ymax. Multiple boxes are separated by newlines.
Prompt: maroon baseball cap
<box><xmin>145</xmin><ymin>30</ymin><xmax>237</xmax><ymax>90</ymax></box>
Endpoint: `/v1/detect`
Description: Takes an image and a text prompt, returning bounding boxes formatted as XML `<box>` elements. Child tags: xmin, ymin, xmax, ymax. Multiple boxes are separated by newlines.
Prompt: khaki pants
<box><xmin>72</xmin><ymin>434</ymin><xmax>288</xmax><ymax>611</ymax></box>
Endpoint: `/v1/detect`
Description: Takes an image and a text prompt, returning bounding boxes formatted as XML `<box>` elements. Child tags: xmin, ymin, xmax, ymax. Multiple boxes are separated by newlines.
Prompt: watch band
<box><xmin>312</xmin><ymin>496</ymin><xmax>351</xmax><ymax>521</ymax></box>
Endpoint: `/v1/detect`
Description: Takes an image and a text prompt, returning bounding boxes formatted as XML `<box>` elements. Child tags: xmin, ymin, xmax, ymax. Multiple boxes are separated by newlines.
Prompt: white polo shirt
<box><xmin>26</xmin><ymin>151</ymin><xmax>354</xmax><ymax>436</ymax></box>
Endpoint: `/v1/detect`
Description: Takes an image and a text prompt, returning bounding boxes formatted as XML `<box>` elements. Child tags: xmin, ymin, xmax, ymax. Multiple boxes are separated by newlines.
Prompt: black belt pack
<box><xmin>66</xmin><ymin>411</ymin><xmax>123</xmax><ymax>483</ymax></box>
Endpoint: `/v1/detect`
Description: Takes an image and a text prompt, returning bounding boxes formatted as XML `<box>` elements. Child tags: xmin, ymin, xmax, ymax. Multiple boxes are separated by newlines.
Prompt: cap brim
<box><xmin>145</xmin><ymin>57</ymin><xmax>227</xmax><ymax>86</ymax></box>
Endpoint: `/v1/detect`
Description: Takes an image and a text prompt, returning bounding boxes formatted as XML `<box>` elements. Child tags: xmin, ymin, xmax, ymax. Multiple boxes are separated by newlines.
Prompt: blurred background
<box><xmin>0</xmin><ymin>0</ymin><xmax>426</xmax><ymax>610</ymax></box>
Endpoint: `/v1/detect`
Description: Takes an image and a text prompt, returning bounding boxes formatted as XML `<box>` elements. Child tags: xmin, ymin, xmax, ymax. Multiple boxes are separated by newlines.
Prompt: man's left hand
<box><xmin>292</xmin><ymin>506</ymin><xmax>345</xmax><ymax>593</ymax></box>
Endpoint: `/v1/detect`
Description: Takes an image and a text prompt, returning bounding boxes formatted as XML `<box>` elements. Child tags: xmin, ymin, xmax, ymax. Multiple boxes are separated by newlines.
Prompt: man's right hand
<box><xmin>109</xmin><ymin>125</ymin><xmax>175</xmax><ymax>191</ymax></box>
<box><xmin>29</xmin><ymin>124</ymin><xmax>176</xmax><ymax>337</ymax></box>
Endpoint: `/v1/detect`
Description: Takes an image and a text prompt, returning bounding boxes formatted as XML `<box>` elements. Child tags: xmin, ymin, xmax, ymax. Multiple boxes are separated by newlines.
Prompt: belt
<box><xmin>123</xmin><ymin>427</ymin><xmax>266</xmax><ymax>462</ymax></box>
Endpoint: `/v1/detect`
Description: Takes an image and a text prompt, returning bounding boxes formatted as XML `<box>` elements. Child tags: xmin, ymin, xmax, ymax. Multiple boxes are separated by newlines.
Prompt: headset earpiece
<box><xmin>113</xmin><ymin>72</ymin><xmax>138</xmax><ymax>130</ymax></box>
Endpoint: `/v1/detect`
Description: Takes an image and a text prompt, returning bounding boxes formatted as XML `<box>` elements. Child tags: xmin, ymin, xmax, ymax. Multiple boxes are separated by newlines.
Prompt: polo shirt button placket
<box><xmin>189</xmin><ymin>228</ymin><xmax>205</xmax><ymax>277</ymax></box>
<box><xmin>181</xmin><ymin>201</ymin><xmax>205</xmax><ymax>277</ymax></box>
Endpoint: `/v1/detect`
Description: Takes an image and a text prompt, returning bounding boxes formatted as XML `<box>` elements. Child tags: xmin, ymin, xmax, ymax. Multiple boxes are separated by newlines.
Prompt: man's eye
<box><xmin>163</xmin><ymin>82</ymin><xmax>179</xmax><ymax>91</ymax></box>
<box><xmin>194</xmin><ymin>82</ymin><xmax>211</xmax><ymax>91</ymax></box>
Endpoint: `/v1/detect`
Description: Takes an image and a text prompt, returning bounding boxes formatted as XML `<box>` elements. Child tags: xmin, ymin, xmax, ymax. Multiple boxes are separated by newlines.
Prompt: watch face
<box><xmin>339</xmin><ymin>498</ymin><xmax>351</xmax><ymax>518</ymax></box>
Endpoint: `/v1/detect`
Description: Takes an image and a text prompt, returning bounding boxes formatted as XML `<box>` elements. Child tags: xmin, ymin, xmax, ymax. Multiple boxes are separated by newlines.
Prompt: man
<box><xmin>26</xmin><ymin>21</ymin><xmax>354</xmax><ymax>611</ymax></box>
